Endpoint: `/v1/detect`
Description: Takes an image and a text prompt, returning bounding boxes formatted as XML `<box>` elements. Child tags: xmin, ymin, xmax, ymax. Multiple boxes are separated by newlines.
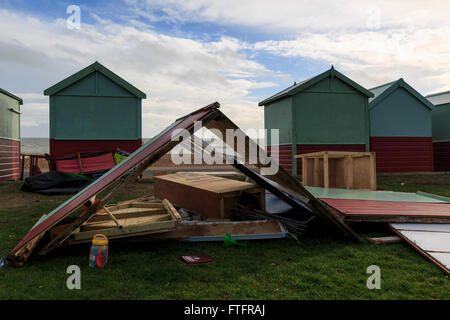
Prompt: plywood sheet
<box><xmin>390</xmin><ymin>223</ymin><xmax>450</xmax><ymax>275</ymax></box>
<box><xmin>154</xmin><ymin>172</ymin><xmax>259</xmax><ymax>194</ymax></box>
<box><xmin>306</xmin><ymin>186</ymin><xmax>446</xmax><ymax>203</ymax></box>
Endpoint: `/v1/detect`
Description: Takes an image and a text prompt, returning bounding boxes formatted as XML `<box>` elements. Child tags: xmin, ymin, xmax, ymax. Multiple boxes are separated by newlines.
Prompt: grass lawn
<box><xmin>0</xmin><ymin>174</ymin><xmax>449</xmax><ymax>299</ymax></box>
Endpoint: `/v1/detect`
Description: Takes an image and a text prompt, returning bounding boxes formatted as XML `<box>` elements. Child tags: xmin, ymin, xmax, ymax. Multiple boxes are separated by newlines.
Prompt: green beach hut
<box><xmin>44</xmin><ymin>61</ymin><xmax>146</xmax><ymax>157</ymax></box>
<box><xmin>369</xmin><ymin>78</ymin><xmax>435</xmax><ymax>173</ymax></box>
<box><xmin>258</xmin><ymin>66</ymin><xmax>373</xmax><ymax>176</ymax></box>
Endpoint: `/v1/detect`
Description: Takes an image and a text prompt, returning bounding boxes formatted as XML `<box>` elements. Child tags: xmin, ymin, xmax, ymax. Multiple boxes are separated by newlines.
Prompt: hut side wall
<box><xmin>370</xmin><ymin>87</ymin><xmax>434</xmax><ymax>172</ymax></box>
<box><xmin>432</xmin><ymin>102</ymin><xmax>450</xmax><ymax>171</ymax></box>
<box><xmin>0</xmin><ymin>93</ymin><xmax>20</xmax><ymax>180</ymax></box>
<box><xmin>49</xmin><ymin>71</ymin><xmax>142</xmax><ymax>157</ymax></box>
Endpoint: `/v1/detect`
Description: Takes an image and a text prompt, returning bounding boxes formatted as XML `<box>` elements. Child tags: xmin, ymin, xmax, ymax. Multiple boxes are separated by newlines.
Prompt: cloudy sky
<box><xmin>1</xmin><ymin>0</ymin><xmax>449</xmax><ymax>138</ymax></box>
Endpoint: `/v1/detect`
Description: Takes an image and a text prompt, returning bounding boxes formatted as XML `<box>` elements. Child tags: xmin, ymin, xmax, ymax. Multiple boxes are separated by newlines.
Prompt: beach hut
<box><xmin>44</xmin><ymin>61</ymin><xmax>146</xmax><ymax>158</ymax></box>
<box><xmin>258</xmin><ymin>66</ymin><xmax>373</xmax><ymax>175</ymax></box>
<box><xmin>0</xmin><ymin>88</ymin><xmax>22</xmax><ymax>181</ymax></box>
<box><xmin>369</xmin><ymin>79</ymin><xmax>434</xmax><ymax>172</ymax></box>
<box><xmin>427</xmin><ymin>90</ymin><xmax>450</xmax><ymax>171</ymax></box>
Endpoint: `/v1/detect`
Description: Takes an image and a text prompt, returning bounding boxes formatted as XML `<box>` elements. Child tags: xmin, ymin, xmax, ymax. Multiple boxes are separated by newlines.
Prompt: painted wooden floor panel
<box><xmin>320</xmin><ymin>198</ymin><xmax>450</xmax><ymax>217</ymax></box>
<box><xmin>305</xmin><ymin>186</ymin><xmax>446</xmax><ymax>203</ymax></box>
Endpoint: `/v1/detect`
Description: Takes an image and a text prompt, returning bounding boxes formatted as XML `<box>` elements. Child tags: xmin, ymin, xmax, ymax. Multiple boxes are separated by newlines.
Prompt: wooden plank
<box><xmin>367</xmin><ymin>236</ymin><xmax>402</xmax><ymax>244</ymax></box>
<box><xmin>323</xmin><ymin>152</ymin><xmax>329</xmax><ymax>188</ymax></box>
<box><xmin>70</xmin><ymin>219</ymin><xmax>178</xmax><ymax>242</ymax></box>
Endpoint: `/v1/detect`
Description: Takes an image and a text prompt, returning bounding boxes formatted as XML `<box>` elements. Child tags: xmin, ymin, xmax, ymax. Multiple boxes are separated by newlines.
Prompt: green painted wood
<box><xmin>305</xmin><ymin>186</ymin><xmax>447</xmax><ymax>203</ymax></box>
<box><xmin>293</xmin><ymin>79</ymin><xmax>368</xmax><ymax>144</ymax></box>
<box><xmin>432</xmin><ymin>103</ymin><xmax>450</xmax><ymax>142</ymax></box>
<box><xmin>370</xmin><ymin>87</ymin><xmax>432</xmax><ymax>137</ymax></box>
<box><xmin>44</xmin><ymin>61</ymin><xmax>146</xmax><ymax>98</ymax></box>
<box><xmin>50</xmin><ymin>95</ymin><xmax>140</xmax><ymax>140</ymax></box>
<box><xmin>0</xmin><ymin>91</ymin><xmax>21</xmax><ymax>141</ymax></box>
<box><xmin>47</xmin><ymin>63</ymin><xmax>145</xmax><ymax>141</ymax></box>
<box><xmin>258</xmin><ymin>66</ymin><xmax>373</xmax><ymax>106</ymax></box>
<box><xmin>264</xmin><ymin>97</ymin><xmax>292</xmax><ymax>145</ymax></box>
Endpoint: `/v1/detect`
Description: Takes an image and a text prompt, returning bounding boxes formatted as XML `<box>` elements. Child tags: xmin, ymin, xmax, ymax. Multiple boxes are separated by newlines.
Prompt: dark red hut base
<box><xmin>433</xmin><ymin>141</ymin><xmax>450</xmax><ymax>172</ymax></box>
<box><xmin>0</xmin><ymin>138</ymin><xmax>20</xmax><ymax>181</ymax></box>
<box><xmin>50</xmin><ymin>139</ymin><xmax>142</xmax><ymax>158</ymax></box>
<box><xmin>267</xmin><ymin>144</ymin><xmax>366</xmax><ymax>175</ymax></box>
<box><xmin>370</xmin><ymin>137</ymin><xmax>434</xmax><ymax>173</ymax></box>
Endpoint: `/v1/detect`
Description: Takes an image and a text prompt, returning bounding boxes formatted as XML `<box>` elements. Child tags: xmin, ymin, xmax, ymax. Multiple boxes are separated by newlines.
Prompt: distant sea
<box><xmin>21</xmin><ymin>137</ymin><xmax>264</xmax><ymax>154</ymax></box>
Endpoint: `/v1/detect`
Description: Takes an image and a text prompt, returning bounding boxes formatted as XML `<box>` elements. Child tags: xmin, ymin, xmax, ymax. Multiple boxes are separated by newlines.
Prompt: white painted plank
<box><xmin>390</xmin><ymin>223</ymin><xmax>450</xmax><ymax>233</ymax></box>
<box><xmin>397</xmin><ymin>231</ymin><xmax>450</xmax><ymax>252</ymax></box>
<box><xmin>428</xmin><ymin>252</ymin><xmax>450</xmax><ymax>270</ymax></box>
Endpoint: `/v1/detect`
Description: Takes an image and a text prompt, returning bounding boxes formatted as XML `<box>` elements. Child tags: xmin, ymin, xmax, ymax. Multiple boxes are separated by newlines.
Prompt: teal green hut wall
<box><xmin>260</xmin><ymin>67</ymin><xmax>372</xmax><ymax>176</ymax></box>
<box><xmin>368</xmin><ymin>79</ymin><xmax>434</xmax><ymax>172</ymax></box>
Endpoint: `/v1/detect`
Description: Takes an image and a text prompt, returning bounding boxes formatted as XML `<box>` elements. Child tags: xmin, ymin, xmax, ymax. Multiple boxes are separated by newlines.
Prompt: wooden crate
<box><xmin>154</xmin><ymin>172</ymin><xmax>266</xmax><ymax>219</ymax></box>
<box><xmin>295</xmin><ymin>151</ymin><xmax>376</xmax><ymax>190</ymax></box>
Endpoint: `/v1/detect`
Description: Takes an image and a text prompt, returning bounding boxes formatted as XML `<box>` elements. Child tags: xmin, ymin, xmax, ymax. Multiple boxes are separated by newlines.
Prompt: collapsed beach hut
<box><xmin>8</xmin><ymin>102</ymin><xmax>361</xmax><ymax>266</ymax></box>
<box><xmin>426</xmin><ymin>90</ymin><xmax>450</xmax><ymax>171</ymax></box>
<box><xmin>258</xmin><ymin>66</ymin><xmax>373</xmax><ymax>176</ymax></box>
<box><xmin>369</xmin><ymin>79</ymin><xmax>434</xmax><ymax>173</ymax></box>
<box><xmin>43</xmin><ymin>61</ymin><xmax>146</xmax><ymax>158</ymax></box>
<box><xmin>0</xmin><ymin>88</ymin><xmax>22</xmax><ymax>181</ymax></box>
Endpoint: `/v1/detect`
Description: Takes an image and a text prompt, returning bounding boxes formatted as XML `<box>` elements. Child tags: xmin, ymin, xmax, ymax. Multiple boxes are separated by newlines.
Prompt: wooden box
<box><xmin>154</xmin><ymin>172</ymin><xmax>266</xmax><ymax>219</ymax></box>
<box><xmin>295</xmin><ymin>151</ymin><xmax>376</xmax><ymax>190</ymax></box>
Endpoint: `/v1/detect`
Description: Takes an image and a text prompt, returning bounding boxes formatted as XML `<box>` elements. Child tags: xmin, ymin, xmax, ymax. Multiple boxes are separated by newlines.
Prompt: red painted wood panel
<box><xmin>433</xmin><ymin>142</ymin><xmax>450</xmax><ymax>172</ymax></box>
<box><xmin>370</xmin><ymin>137</ymin><xmax>433</xmax><ymax>173</ymax></box>
<box><xmin>296</xmin><ymin>144</ymin><xmax>365</xmax><ymax>175</ymax></box>
<box><xmin>321</xmin><ymin>198</ymin><xmax>450</xmax><ymax>218</ymax></box>
<box><xmin>50</xmin><ymin>139</ymin><xmax>142</xmax><ymax>158</ymax></box>
<box><xmin>56</xmin><ymin>152</ymin><xmax>116</xmax><ymax>174</ymax></box>
<box><xmin>0</xmin><ymin>138</ymin><xmax>20</xmax><ymax>181</ymax></box>
<box><xmin>267</xmin><ymin>145</ymin><xmax>292</xmax><ymax>174</ymax></box>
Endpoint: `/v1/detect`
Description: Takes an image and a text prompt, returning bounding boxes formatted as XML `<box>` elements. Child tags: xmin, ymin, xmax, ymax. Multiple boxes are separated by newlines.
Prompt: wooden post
<box><xmin>302</xmin><ymin>156</ymin><xmax>308</xmax><ymax>185</ymax></box>
<box><xmin>323</xmin><ymin>152</ymin><xmax>329</xmax><ymax>188</ymax></box>
<box><xmin>313</xmin><ymin>157</ymin><xmax>320</xmax><ymax>187</ymax></box>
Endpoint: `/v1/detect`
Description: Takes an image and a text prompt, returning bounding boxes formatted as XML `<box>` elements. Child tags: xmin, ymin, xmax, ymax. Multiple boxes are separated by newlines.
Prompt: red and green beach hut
<box><xmin>0</xmin><ymin>88</ymin><xmax>22</xmax><ymax>181</ymax></box>
<box><xmin>369</xmin><ymin>78</ymin><xmax>435</xmax><ymax>173</ymax></box>
<box><xmin>44</xmin><ymin>61</ymin><xmax>146</xmax><ymax>158</ymax></box>
<box><xmin>259</xmin><ymin>66</ymin><xmax>373</xmax><ymax>175</ymax></box>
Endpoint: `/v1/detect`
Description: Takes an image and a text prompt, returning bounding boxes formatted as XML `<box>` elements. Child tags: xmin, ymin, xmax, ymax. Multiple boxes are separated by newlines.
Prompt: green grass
<box><xmin>0</xmin><ymin>175</ymin><xmax>449</xmax><ymax>299</ymax></box>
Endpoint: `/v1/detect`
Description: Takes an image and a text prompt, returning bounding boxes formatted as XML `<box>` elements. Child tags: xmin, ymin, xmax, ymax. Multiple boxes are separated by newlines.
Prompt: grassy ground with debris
<box><xmin>0</xmin><ymin>174</ymin><xmax>449</xmax><ymax>299</ymax></box>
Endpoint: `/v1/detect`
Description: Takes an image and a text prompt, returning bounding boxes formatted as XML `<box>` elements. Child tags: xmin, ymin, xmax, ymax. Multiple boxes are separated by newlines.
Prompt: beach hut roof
<box><xmin>43</xmin><ymin>61</ymin><xmax>146</xmax><ymax>99</ymax></box>
<box><xmin>369</xmin><ymin>78</ymin><xmax>434</xmax><ymax>111</ymax></box>
<box><xmin>0</xmin><ymin>88</ymin><xmax>23</xmax><ymax>105</ymax></box>
<box><xmin>258</xmin><ymin>66</ymin><xmax>374</xmax><ymax>106</ymax></box>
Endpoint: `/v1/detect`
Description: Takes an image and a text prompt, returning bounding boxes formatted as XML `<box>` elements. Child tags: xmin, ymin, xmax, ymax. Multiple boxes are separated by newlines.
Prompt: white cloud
<box><xmin>253</xmin><ymin>26</ymin><xmax>450</xmax><ymax>92</ymax></box>
<box><xmin>128</xmin><ymin>0</ymin><xmax>450</xmax><ymax>33</ymax></box>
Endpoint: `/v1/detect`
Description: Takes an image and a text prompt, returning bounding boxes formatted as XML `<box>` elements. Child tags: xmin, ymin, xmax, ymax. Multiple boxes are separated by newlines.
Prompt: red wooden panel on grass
<box><xmin>370</xmin><ymin>137</ymin><xmax>434</xmax><ymax>173</ymax></box>
<box><xmin>56</xmin><ymin>152</ymin><xmax>116</xmax><ymax>174</ymax></box>
<box><xmin>321</xmin><ymin>198</ymin><xmax>450</xmax><ymax>218</ymax></box>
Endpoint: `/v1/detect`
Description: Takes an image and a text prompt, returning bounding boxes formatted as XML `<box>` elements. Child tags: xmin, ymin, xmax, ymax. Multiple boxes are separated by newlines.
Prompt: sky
<box><xmin>0</xmin><ymin>0</ymin><xmax>449</xmax><ymax>138</ymax></box>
